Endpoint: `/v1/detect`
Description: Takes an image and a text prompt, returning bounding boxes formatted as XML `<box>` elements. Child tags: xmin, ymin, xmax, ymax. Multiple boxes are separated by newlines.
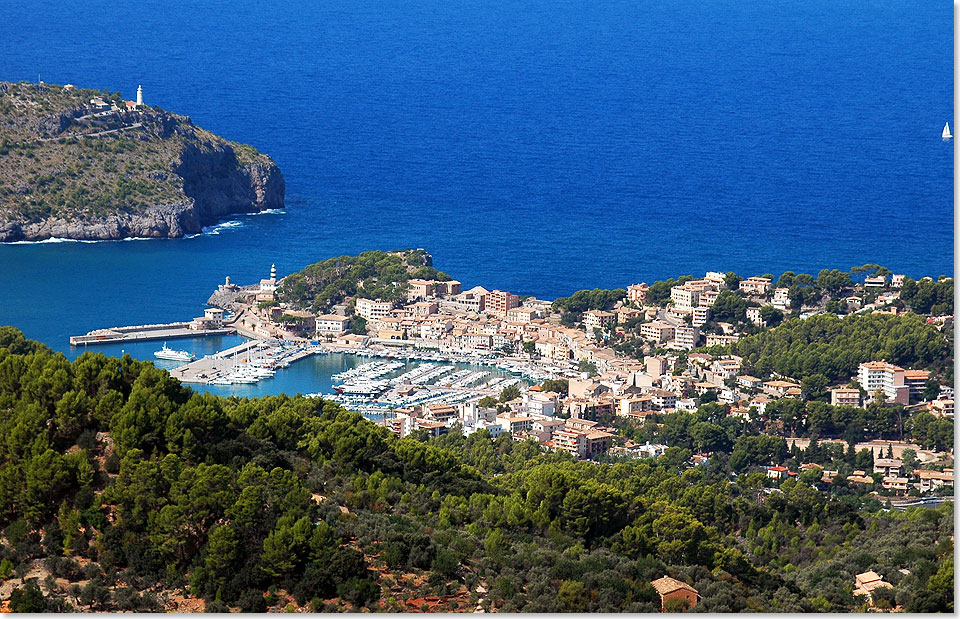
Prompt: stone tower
<box><xmin>136</xmin><ymin>84</ymin><xmax>143</xmax><ymax>107</ymax></box>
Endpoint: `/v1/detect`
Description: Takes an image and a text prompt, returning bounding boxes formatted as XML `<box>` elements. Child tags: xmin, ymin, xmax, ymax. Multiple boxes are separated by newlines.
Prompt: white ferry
<box><xmin>154</xmin><ymin>343</ymin><xmax>195</xmax><ymax>362</ymax></box>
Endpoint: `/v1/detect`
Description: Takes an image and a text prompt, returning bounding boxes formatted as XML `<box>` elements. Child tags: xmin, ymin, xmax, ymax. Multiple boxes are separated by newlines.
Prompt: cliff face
<box><xmin>0</xmin><ymin>81</ymin><xmax>285</xmax><ymax>242</ymax></box>
<box><xmin>0</xmin><ymin>147</ymin><xmax>284</xmax><ymax>241</ymax></box>
<box><xmin>176</xmin><ymin>141</ymin><xmax>285</xmax><ymax>223</ymax></box>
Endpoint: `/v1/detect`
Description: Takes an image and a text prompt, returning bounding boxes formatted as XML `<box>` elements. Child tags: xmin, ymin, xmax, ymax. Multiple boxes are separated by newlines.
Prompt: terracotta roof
<box><xmin>650</xmin><ymin>576</ymin><xmax>697</xmax><ymax>596</ymax></box>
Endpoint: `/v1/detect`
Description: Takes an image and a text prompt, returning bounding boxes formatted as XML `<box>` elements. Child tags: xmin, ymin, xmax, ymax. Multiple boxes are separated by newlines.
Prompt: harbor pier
<box><xmin>169</xmin><ymin>339</ymin><xmax>317</xmax><ymax>385</ymax></box>
<box><xmin>69</xmin><ymin>322</ymin><xmax>236</xmax><ymax>346</ymax></box>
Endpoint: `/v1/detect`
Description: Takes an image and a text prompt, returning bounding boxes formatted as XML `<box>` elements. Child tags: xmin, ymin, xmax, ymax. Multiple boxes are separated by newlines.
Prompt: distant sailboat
<box><xmin>942</xmin><ymin>122</ymin><xmax>952</xmax><ymax>139</ymax></box>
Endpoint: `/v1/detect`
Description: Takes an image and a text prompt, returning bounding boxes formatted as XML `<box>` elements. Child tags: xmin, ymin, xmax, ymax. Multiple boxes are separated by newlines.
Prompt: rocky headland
<box><xmin>0</xmin><ymin>81</ymin><xmax>284</xmax><ymax>241</ymax></box>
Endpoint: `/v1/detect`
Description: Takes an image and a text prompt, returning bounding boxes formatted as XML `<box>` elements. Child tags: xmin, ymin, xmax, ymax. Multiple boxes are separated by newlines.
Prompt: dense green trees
<box><xmin>711</xmin><ymin>290</ymin><xmax>750</xmax><ymax>325</ymax></box>
<box><xmin>552</xmin><ymin>288</ymin><xmax>626</xmax><ymax>327</ymax></box>
<box><xmin>723</xmin><ymin>312</ymin><xmax>948</xmax><ymax>382</ymax></box>
<box><xmin>0</xmin><ymin>328</ymin><xmax>951</xmax><ymax>612</ymax></box>
<box><xmin>278</xmin><ymin>250</ymin><xmax>451</xmax><ymax>313</ymax></box>
<box><xmin>539</xmin><ymin>379</ymin><xmax>569</xmax><ymax>396</ymax></box>
<box><xmin>900</xmin><ymin>277</ymin><xmax>954</xmax><ymax>315</ymax></box>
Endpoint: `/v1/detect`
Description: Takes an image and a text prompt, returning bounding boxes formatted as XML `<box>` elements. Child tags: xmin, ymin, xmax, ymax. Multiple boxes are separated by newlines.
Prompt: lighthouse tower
<box><xmin>136</xmin><ymin>84</ymin><xmax>143</xmax><ymax>107</ymax></box>
<box><xmin>270</xmin><ymin>264</ymin><xmax>277</xmax><ymax>280</ymax></box>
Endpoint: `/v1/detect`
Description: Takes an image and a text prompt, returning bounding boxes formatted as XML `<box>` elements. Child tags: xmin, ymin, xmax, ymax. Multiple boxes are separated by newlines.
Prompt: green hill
<box><xmin>0</xmin><ymin>327</ymin><xmax>952</xmax><ymax>613</ymax></box>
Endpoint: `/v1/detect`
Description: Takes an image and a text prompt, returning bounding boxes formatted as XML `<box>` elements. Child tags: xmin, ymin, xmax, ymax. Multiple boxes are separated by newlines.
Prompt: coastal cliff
<box><xmin>0</xmin><ymin>81</ymin><xmax>284</xmax><ymax>241</ymax></box>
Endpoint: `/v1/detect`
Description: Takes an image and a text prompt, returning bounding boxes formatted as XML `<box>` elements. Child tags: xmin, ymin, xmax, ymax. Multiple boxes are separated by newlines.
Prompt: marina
<box><xmin>322</xmin><ymin>356</ymin><xmax>534</xmax><ymax>415</ymax></box>
<box><xmin>168</xmin><ymin>339</ymin><xmax>317</xmax><ymax>386</ymax></box>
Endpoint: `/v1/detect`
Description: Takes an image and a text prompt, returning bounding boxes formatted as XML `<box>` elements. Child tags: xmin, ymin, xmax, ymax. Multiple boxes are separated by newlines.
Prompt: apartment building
<box><xmin>672</xmin><ymin>325</ymin><xmax>700</xmax><ymax>350</ymax></box>
<box><xmin>930</xmin><ymin>398</ymin><xmax>954</xmax><ymax>418</ymax></box>
<box><xmin>553</xmin><ymin>429</ymin><xmax>587</xmax><ymax>458</ymax></box>
<box><xmin>497</xmin><ymin>414</ymin><xmax>535</xmax><ymax>435</ymax></box>
<box><xmin>647</xmin><ymin>389</ymin><xmax>678</xmax><ymax>410</ymax></box>
<box><xmin>670</xmin><ymin>286</ymin><xmax>700</xmax><ymax>310</ymax></box>
<box><xmin>618</xmin><ymin>395</ymin><xmax>654</xmax><ymax>418</ymax></box>
<box><xmin>698</xmin><ymin>289</ymin><xmax>719</xmax><ymax>307</ymax></box>
<box><xmin>645</xmin><ymin>356</ymin><xmax>669</xmax><ymax>377</ymax></box>
<box><xmin>915</xmin><ymin>469</ymin><xmax>955</xmax><ymax>492</ymax></box>
<box><xmin>829</xmin><ymin>387</ymin><xmax>862</xmax><ymax>408</ymax></box>
<box><xmin>565</xmin><ymin>396</ymin><xmax>616</xmax><ymax>420</ymax></box>
<box><xmin>640</xmin><ymin>320</ymin><xmax>675</xmax><ymax>343</ymax></box>
<box><xmin>705</xmin><ymin>333</ymin><xmax>739</xmax><ymax>347</ymax></box>
<box><xmin>523</xmin><ymin>391</ymin><xmax>558</xmax><ymax>417</ymax></box>
<box><xmin>626</xmin><ymin>283</ymin><xmax>649</xmax><ymax>304</ymax></box>
<box><xmin>772</xmin><ymin>287</ymin><xmax>791</xmax><ymax>310</ymax></box>
<box><xmin>903</xmin><ymin>369</ymin><xmax>931</xmax><ymax>401</ymax></box>
<box><xmin>315</xmin><ymin>314</ymin><xmax>351</xmax><ymax>335</ymax></box>
<box><xmin>486</xmin><ymin>289</ymin><xmax>520</xmax><ymax>316</ymax></box>
<box><xmin>409</xmin><ymin>301</ymin><xmax>438</xmax><ymax>316</ymax></box>
<box><xmin>454</xmin><ymin>286</ymin><xmax>488</xmax><ymax>313</ymax></box>
<box><xmin>355</xmin><ymin>298</ymin><xmax>394</xmax><ymax>320</ymax></box>
<box><xmin>857</xmin><ymin>361</ymin><xmax>910</xmax><ymax>404</ymax></box>
<box><xmin>692</xmin><ymin>306</ymin><xmax>711</xmax><ymax>327</ymax></box>
<box><xmin>873</xmin><ymin>458</ymin><xmax>902</xmax><ymax>478</ymax></box>
<box><xmin>583</xmin><ymin>310</ymin><xmax>616</xmax><ymax>333</ymax></box>
<box><xmin>506</xmin><ymin>307</ymin><xmax>540</xmax><ymax>323</ymax></box>
<box><xmin>406</xmin><ymin>279</ymin><xmax>441</xmax><ymax>301</ymax></box>
<box><xmin>739</xmin><ymin>276</ymin><xmax>773</xmax><ymax>295</ymax></box>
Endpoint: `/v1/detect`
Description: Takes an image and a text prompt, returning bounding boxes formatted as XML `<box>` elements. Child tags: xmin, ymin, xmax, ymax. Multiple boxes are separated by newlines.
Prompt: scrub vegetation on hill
<box><xmin>278</xmin><ymin>250</ymin><xmax>451</xmax><ymax>313</ymax></box>
<box><xmin>0</xmin><ymin>327</ymin><xmax>952</xmax><ymax>613</ymax></box>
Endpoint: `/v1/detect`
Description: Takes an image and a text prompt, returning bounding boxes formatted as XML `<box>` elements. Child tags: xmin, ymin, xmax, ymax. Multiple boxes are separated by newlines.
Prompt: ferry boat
<box><xmin>154</xmin><ymin>343</ymin><xmax>195</xmax><ymax>362</ymax></box>
<box><xmin>332</xmin><ymin>381</ymin><xmax>388</xmax><ymax>398</ymax></box>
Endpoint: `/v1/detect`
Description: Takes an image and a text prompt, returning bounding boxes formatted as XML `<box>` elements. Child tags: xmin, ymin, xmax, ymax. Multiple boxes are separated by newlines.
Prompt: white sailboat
<box><xmin>942</xmin><ymin>122</ymin><xmax>952</xmax><ymax>139</ymax></box>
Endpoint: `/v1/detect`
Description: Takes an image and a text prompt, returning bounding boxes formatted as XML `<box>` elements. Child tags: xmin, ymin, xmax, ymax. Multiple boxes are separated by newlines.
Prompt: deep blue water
<box><xmin>0</xmin><ymin>0</ymin><xmax>953</xmax><ymax>355</ymax></box>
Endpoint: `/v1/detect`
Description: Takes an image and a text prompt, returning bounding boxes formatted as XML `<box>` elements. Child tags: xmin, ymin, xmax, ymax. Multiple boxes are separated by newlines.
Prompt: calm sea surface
<box><xmin>0</xmin><ymin>1</ymin><xmax>952</xmax><ymax>379</ymax></box>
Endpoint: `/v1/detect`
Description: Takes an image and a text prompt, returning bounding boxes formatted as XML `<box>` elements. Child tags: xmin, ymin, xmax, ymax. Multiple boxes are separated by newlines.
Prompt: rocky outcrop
<box><xmin>0</xmin><ymin>144</ymin><xmax>284</xmax><ymax>242</ymax></box>
<box><xmin>206</xmin><ymin>283</ymin><xmax>259</xmax><ymax>312</ymax></box>
<box><xmin>175</xmin><ymin>142</ymin><xmax>285</xmax><ymax>223</ymax></box>
<box><xmin>0</xmin><ymin>81</ymin><xmax>286</xmax><ymax>242</ymax></box>
<box><xmin>0</xmin><ymin>201</ymin><xmax>199</xmax><ymax>241</ymax></box>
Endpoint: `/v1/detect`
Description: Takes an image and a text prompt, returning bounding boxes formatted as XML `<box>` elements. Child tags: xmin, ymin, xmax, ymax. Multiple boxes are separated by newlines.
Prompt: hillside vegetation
<box><xmin>709</xmin><ymin>313</ymin><xmax>952</xmax><ymax>383</ymax></box>
<box><xmin>0</xmin><ymin>327</ymin><xmax>951</xmax><ymax>613</ymax></box>
<box><xmin>278</xmin><ymin>250</ymin><xmax>451</xmax><ymax>313</ymax></box>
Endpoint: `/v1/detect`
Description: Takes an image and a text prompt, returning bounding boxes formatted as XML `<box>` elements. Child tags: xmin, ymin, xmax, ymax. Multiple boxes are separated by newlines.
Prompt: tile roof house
<box><xmin>650</xmin><ymin>575</ymin><xmax>698</xmax><ymax>612</ymax></box>
<box><xmin>853</xmin><ymin>571</ymin><xmax>893</xmax><ymax>605</ymax></box>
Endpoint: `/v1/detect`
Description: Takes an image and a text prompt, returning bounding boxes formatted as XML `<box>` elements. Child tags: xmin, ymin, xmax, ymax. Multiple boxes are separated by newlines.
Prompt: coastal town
<box><xmin>71</xmin><ymin>254</ymin><xmax>953</xmax><ymax>514</ymax></box>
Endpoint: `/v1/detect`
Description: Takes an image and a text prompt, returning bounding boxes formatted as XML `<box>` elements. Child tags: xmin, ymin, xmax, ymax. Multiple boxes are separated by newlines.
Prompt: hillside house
<box><xmin>650</xmin><ymin>576</ymin><xmax>698</xmax><ymax>612</ymax></box>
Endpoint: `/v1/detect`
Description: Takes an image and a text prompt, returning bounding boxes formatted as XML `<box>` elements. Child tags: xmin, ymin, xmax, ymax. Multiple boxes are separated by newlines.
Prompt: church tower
<box><xmin>136</xmin><ymin>84</ymin><xmax>143</xmax><ymax>107</ymax></box>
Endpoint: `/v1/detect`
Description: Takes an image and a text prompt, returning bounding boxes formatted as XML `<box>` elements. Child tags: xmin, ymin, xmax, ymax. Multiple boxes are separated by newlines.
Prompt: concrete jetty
<box><xmin>69</xmin><ymin>322</ymin><xmax>236</xmax><ymax>346</ymax></box>
<box><xmin>170</xmin><ymin>339</ymin><xmax>317</xmax><ymax>385</ymax></box>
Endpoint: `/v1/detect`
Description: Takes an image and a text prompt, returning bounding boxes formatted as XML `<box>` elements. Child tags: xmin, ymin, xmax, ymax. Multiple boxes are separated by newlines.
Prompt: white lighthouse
<box><xmin>136</xmin><ymin>84</ymin><xmax>143</xmax><ymax>107</ymax></box>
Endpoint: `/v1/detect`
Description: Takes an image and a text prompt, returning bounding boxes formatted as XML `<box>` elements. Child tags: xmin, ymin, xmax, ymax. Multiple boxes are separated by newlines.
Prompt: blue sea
<box><xmin>0</xmin><ymin>0</ymin><xmax>952</xmax><ymax>378</ymax></box>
